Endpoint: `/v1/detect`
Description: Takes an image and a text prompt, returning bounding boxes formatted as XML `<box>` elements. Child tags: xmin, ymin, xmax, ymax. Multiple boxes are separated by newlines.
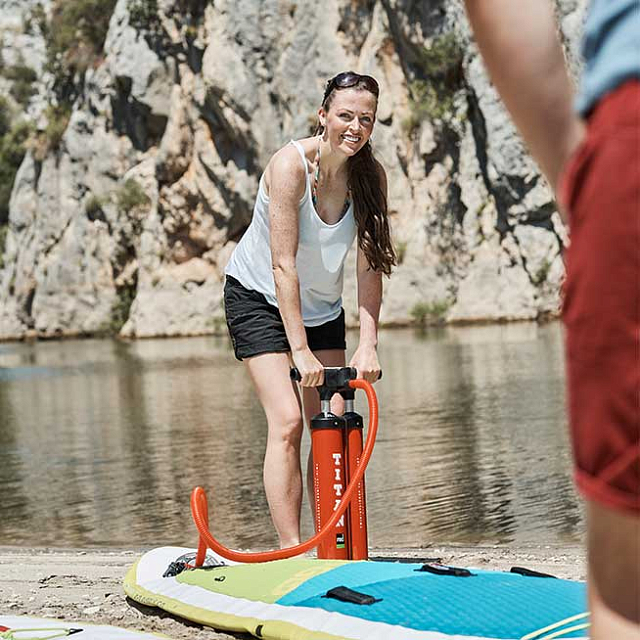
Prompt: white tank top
<box><xmin>225</xmin><ymin>140</ymin><xmax>357</xmax><ymax>327</ymax></box>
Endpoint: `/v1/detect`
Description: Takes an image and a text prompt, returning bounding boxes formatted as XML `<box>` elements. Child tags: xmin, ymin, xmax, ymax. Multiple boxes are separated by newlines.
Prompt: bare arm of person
<box><xmin>464</xmin><ymin>0</ymin><xmax>585</xmax><ymax>197</ymax></box>
<box><xmin>348</xmin><ymin>164</ymin><xmax>386</xmax><ymax>382</ymax></box>
<box><xmin>268</xmin><ymin>147</ymin><xmax>324</xmax><ymax>387</ymax></box>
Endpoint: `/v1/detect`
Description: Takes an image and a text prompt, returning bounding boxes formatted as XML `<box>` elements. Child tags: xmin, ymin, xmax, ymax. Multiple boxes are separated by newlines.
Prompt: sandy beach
<box><xmin>0</xmin><ymin>544</ymin><xmax>587</xmax><ymax>639</ymax></box>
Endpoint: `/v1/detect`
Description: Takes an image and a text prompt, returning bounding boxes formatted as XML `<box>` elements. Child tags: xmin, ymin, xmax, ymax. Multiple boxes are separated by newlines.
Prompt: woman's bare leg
<box><xmin>245</xmin><ymin>352</ymin><xmax>304</xmax><ymax>548</ymax></box>
<box><xmin>586</xmin><ymin>500</ymin><xmax>640</xmax><ymax>639</ymax></box>
<box><xmin>301</xmin><ymin>350</ymin><xmax>346</xmax><ymax>514</ymax></box>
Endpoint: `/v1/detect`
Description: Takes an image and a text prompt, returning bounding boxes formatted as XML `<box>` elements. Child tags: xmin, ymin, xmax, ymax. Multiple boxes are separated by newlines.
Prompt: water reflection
<box><xmin>0</xmin><ymin>323</ymin><xmax>584</xmax><ymax>549</ymax></box>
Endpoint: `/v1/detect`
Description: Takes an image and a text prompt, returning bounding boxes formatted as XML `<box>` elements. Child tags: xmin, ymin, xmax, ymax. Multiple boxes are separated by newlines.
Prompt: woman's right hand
<box><xmin>291</xmin><ymin>348</ymin><xmax>324</xmax><ymax>387</ymax></box>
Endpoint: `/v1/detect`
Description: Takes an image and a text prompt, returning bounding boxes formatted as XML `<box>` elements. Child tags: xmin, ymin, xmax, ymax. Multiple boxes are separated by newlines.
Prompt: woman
<box><xmin>224</xmin><ymin>71</ymin><xmax>395</xmax><ymax>548</ymax></box>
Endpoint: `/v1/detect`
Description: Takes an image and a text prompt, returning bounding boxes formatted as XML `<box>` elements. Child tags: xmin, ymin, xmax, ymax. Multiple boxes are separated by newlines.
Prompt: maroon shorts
<box><xmin>559</xmin><ymin>80</ymin><xmax>640</xmax><ymax>514</ymax></box>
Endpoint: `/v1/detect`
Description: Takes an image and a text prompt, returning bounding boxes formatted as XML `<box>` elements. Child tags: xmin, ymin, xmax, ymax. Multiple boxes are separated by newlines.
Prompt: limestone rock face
<box><xmin>0</xmin><ymin>1</ymin><xmax>50</xmax><ymax>73</ymax></box>
<box><xmin>0</xmin><ymin>0</ymin><xmax>50</xmax><ymax>66</ymax></box>
<box><xmin>0</xmin><ymin>0</ymin><xmax>51</xmax><ymax>121</ymax></box>
<box><xmin>0</xmin><ymin>0</ymin><xmax>587</xmax><ymax>339</ymax></box>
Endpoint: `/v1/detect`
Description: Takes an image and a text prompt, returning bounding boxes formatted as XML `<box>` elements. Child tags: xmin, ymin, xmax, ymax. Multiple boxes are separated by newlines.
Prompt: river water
<box><xmin>0</xmin><ymin>322</ymin><xmax>584</xmax><ymax>550</ymax></box>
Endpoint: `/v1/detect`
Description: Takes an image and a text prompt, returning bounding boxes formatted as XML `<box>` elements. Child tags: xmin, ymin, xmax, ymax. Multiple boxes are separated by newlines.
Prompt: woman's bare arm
<box><xmin>349</xmin><ymin>165</ymin><xmax>386</xmax><ymax>382</ymax></box>
<box><xmin>269</xmin><ymin>147</ymin><xmax>324</xmax><ymax>386</ymax></box>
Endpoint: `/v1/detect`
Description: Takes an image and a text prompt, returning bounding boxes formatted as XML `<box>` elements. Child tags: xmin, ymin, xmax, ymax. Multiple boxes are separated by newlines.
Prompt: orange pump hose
<box><xmin>191</xmin><ymin>378</ymin><xmax>378</xmax><ymax>565</ymax></box>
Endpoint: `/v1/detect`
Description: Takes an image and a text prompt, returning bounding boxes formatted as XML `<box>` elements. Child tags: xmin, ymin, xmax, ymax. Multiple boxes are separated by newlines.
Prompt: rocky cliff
<box><xmin>0</xmin><ymin>0</ymin><xmax>586</xmax><ymax>339</ymax></box>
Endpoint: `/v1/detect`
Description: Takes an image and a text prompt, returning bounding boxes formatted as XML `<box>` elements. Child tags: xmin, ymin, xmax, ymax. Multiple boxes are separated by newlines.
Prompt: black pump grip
<box><xmin>290</xmin><ymin>367</ymin><xmax>382</xmax><ymax>385</ymax></box>
<box><xmin>290</xmin><ymin>366</ymin><xmax>357</xmax><ymax>388</ymax></box>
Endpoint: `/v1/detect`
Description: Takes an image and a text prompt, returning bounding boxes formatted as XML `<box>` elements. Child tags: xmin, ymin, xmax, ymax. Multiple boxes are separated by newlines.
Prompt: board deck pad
<box><xmin>124</xmin><ymin>547</ymin><xmax>588</xmax><ymax>640</ymax></box>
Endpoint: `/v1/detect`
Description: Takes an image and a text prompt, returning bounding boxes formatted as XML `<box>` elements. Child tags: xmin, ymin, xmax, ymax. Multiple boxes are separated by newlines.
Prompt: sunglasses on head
<box><xmin>322</xmin><ymin>71</ymin><xmax>380</xmax><ymax>104</ymax></box>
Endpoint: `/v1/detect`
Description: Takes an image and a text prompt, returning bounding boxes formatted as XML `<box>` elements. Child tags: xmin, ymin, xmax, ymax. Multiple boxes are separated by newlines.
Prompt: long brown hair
<box><xmin>318</xmin><ymin>74</ymin><xmax>396</xmax><ymax>275</ymax></box>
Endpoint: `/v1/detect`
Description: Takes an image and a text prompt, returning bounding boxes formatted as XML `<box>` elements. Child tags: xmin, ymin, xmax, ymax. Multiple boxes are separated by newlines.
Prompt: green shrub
<box><xmin>33</xmin><ymin>0</ymin><xmax>118</xmax><ymax>103</ymax></box>
<box><xmin>404</xmin><ymin>31</ymin><xmax>464</xmax><ymax>135</ymax></box>
<box><xmin>0</xmin><ymin>224</ymin><xmax>7</xmax><ymax>269</ymax></box>
<box><xmin>0</xmin><ymin>96</ymin><xmax>10</xmax><ymax>138</ymax></box>
<box><xmin>4</xmin><ymin>64</ymin><xmax>38</xmax><ymax>107</ymax></box>
<box><xmin>18</xmin><ymin>102</ymin><xmax>71</xmax><ymax>161</ymax></box>
<box><xmin>85</xmin><ymin>193</ymin><xmax>107</xmax><ymax>219</ymax></box>
<box><xmin>116</xmin><ymin>178</ymin><xmax>151</xmax><ymax>214</ymax></box>
<box><xmin>48</xmin><ymin>0</ymin><xmax>118</xmax><ymax>60</ymax></box>
<box><xmin>396</xmin><ymin>240</ymin><xmax>407</xmax><ymax>265</ymax></box>
<box><xmin>127</xmin><ymin>0</ymin><xmax>212</xmax><ymax>32</ymax></box>
<box><xmin>417</xmin><ymin>32</ymin><xmax>464</xmax><ymax>83</ymax></box>
<box><xmin>128</xmin><ymin>0</ymin><xmax>160</xmax><ymax>31</ymax></box>
<box><xmin>0</xmin><ymin>120</ymin><xmax>32</xmax><ymax>223</ymax></box>
<box><xmin>109</xmin><ymin>284</ymin><xmax>136</xmax><ymax>333</ymax></box>
<box><xmin>532</xmin><ymin>258</ymin><xmax>552</xmax><ymax>286</ymax></box>
<box><xmin>42</xmin><ymin>104</ymin><xmax>71</xmax><ymax>153</ymax></box>
<box><xmin>206</xmin><ymin>316</ymin><xmax>226</xmax><ymax>334</ymax></box>
<box><xmin>174</xmin><ymin>0</ymin><xmax>213</xmax><ymax>18</ymax></box>
<box><xmin>403</xmin><ymin>80</ymin><xmax>457</xmax><ymax>134</ymax></box>
<box><xmin>410</xmin><ymin>299</ymin><xmax>450</xmax><ymax>325</ymax></box>
<box><xmin>29</xmin><ymin>3</ymin><xmax>49</xmax><ymax>39</ymax></box>
<box><xmin>4</xmin><ymin>64</ymin><xmax>38</xmax><ymax>84</ymax></box>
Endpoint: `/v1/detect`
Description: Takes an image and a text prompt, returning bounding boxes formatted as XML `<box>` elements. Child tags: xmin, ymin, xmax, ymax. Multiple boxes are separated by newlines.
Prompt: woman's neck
<box><xmin>318</xmin><ymin>135</ymin><xmax>348</xmax><ymax>179</ymax></box>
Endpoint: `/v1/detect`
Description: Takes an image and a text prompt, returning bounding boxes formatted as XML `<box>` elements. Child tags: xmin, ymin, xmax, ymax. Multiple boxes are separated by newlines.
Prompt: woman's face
<box><xmin>319</xmin><ymin>88</ymin><xmax>377</xmax><ymax>156</ymax></box>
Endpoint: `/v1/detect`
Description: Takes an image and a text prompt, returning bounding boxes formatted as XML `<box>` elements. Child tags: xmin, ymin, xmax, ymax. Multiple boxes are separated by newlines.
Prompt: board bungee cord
<box><xmin>0</xmin><ymin>618</ymin><xmax>170</xmax><ymax>640</ymax></box>
<box><xmin>521</xmin><ymin>613</ymin><xmax>590</xmax><ymax>640</ymax></box>
<box><xmin>0</xmin><ymin>629</ymin><xmax>80</xmax><ymax>640</ymax></box>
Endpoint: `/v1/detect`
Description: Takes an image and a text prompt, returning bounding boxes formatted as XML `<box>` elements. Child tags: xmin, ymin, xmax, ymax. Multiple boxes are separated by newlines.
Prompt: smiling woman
<box><xmin>222</xmin><ymin>71</ymin><xmax>396</xmax><ymax>550</ymax></box>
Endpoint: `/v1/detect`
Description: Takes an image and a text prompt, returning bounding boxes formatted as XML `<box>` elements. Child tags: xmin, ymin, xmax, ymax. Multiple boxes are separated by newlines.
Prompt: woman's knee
<box><xmin>330</xmin><ymin>392</ymin><xmax>345</xmax><ymax>415</ymax></box>
<box><xmin>266</xmin><ymin>404</ymin><xmax>304</xmax><ymax>445</ymax></box>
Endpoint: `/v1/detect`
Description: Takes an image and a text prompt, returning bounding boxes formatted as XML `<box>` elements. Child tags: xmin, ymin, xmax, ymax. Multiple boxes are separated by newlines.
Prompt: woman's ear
<box><xmin>317</xmin><ymin>107</ymin><xmax>326</xmax><ymax>131</ymax></box>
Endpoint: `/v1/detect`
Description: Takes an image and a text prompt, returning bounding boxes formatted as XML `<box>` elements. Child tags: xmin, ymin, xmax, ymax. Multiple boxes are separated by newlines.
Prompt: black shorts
<box><xmin>223</xmin><ymin>275</ymin><xmax>347</xmax><ymax>361</ymax></box>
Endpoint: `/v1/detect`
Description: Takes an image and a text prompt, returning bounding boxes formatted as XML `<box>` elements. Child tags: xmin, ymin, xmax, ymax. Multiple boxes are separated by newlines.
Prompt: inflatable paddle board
<box><xmin>124</xmin><ymin>546</ymin><xmax>588</xmax><ymax>640</ymax></box>
<box><xmin>0</xmin><ymin>615</ymin><xmax>171</xmax><ymax>639</ymax></box>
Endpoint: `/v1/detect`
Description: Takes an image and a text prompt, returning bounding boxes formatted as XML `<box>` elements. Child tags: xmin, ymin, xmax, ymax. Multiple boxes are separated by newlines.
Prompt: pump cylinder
<box><xmin>344</xmin><ymin>411</ymin><xmax>368</xmax><ymax>560</ymax></box>
<box><xmin>311</xmin><ymin>413</ymin><xmax>349</xmax><ymax>559</ymax></box>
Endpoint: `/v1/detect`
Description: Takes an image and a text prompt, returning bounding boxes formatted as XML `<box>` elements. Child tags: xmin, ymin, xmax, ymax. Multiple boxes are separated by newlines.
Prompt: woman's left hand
<box><xmin>349</xmin><ymin>344</ymin><xmax>381</xmax><ymax>383</ymax></box>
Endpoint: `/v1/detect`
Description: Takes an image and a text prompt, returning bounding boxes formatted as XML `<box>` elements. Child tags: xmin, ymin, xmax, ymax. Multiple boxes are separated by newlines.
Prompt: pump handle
<box><xmin>290</xmin><ymin>367</ymin><xmax>382</xmax><ymax>382</ymax></box>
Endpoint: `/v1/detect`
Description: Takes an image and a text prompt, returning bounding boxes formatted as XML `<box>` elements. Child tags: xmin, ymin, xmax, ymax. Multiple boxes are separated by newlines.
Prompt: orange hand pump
<box><xmin>190</xmin><ymin>369</ymin><xmax>378</xmax><ymax>565</ymax></box>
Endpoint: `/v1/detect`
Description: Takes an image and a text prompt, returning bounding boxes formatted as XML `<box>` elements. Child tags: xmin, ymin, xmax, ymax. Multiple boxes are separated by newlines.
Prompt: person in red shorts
<box><xmin>463</xmin><ymin>2</ymin><xmax>639</xmax><ymax>638</ymax></box>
